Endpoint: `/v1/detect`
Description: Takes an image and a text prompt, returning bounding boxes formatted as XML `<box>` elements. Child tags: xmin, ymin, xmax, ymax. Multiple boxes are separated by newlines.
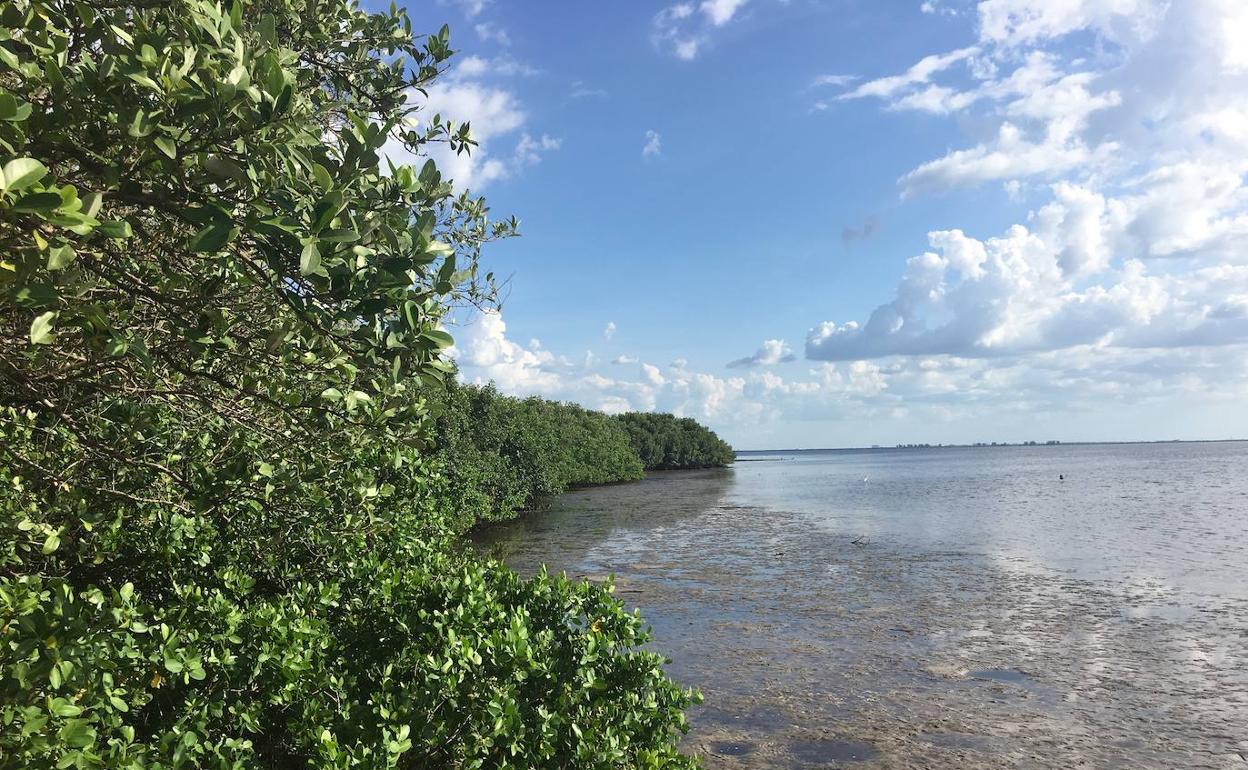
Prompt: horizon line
<box><xmin>735</xmin><ymin>438</ymin><xmax>1247</xmax><ymax>453</ymax></box>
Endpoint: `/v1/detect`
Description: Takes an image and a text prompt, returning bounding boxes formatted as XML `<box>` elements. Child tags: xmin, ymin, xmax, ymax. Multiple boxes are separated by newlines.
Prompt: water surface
<box><xmin>474</xmin><ymin>442</ymin><xmax>1248</xmax><ymax>768</ymax></box>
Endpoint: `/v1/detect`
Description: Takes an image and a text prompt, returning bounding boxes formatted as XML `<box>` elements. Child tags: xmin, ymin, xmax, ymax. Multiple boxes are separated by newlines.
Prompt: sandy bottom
<box><xmin>475</xmin><ymin>472</ymin><xmax>1248</xmax><ymax>769</ymax></box>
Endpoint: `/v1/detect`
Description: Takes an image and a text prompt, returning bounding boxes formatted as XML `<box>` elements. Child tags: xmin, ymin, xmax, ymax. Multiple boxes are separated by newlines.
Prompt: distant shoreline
<box><xmin>737</xmin><ymin>438</ymin><xmax>1248</xmax><ymax>454</ymax></box>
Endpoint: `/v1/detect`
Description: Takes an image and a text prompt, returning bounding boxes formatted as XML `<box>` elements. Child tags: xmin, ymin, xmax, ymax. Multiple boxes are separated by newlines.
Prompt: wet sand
<box><xmin>473</xmin><ymin>468</ymin><xmax>1248</xmax><ymax>769</ymax></box>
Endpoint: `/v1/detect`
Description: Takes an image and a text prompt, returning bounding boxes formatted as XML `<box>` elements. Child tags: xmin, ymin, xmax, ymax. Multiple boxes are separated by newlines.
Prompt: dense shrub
<box><xmin>429</xmin><ymin>381</ymin><xmax>644</xmax><ymax>529</ymax></box>
<box><xmin>0</xmin><ymin>1</ymin><xmax>696</xmax><ymax>768</ymax></box>
<box><xmin>613</xmin><ymin>413</ymin><xmax>735</xmax><ymax>471</ymax></box>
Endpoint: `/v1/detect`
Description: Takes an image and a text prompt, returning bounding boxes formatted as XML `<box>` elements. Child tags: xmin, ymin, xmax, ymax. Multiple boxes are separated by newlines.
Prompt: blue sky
<box><xmin>394</xmin><ymin>0</ymin><xmax>1248</xmax><ymax>449</ymax></box>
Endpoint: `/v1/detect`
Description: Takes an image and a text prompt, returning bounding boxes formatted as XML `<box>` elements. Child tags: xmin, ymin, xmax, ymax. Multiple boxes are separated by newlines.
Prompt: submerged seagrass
<box><xmin>0</xmin><ymin>1</ymin><xmax>699</xmax><ymax>767</ymax></box>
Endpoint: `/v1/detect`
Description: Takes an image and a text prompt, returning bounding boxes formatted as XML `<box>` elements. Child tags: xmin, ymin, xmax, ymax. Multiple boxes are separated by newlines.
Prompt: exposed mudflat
<box><xmin>474</xmin><ymin>460</ymin><xmax>1248</xmax><ymax>769</ymax></box>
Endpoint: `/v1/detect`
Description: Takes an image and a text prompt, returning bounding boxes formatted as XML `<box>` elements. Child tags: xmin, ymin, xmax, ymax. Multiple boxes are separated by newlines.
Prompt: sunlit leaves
<box><xmin>0</xmin><ymin>157</ymin><xmax>47</xmax><ymax>193</ymax></box>
<box><xmin>28</xmin><ymin>310</ymin><xmax>56</xmax><ymax>344</ymax></box>
<box><xmin>0</xmin><ymin>0</ymin><xmax>694</xmax><ymax>766</ymax></box>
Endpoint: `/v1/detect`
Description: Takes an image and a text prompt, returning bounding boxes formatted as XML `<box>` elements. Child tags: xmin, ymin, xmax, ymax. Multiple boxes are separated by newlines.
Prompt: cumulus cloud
<box><xmin>899</xmin><ymin>121</ymin><xmax>1119</xmax><ymax>196</ymax></box>
<box><xmin>513</xmin><ymin>134</ymin><xmax>561</xmax><ymax>168</ymax></box>
<box><xmin>807</xmin><ymin>189</ymin><xmax>1248</xmax><ymax>361</ymax></box>
<box><xmin>727</xmin><ymin>339</ymin><xmax>797</xmax><ymax>368</ymax></box>
<box><xmin>456</xmin><ymin>54</ymin><xmax>539</xmax><ymax>78</ymax></box>
<box><xmin>473</xmin><ymin>21</ymin><xmax>510</xmax><ymax>45</ymax></box>
<box><xmin>451</xmin><ymin>305</ymin><xmax>1248</xmax><ymax>448</ymax></box>
<box><xmin>838</xmin><ymin>47</ymin><xmax>979</xmax><ymax>102</ymax></box>
<box><xmin>652</xmin><ymin>0</ymin><xmax>751</xmax><ymax>59</ymax></box>
<box><xmin>603</xmin><ymin>321</ymin><xmax>617</xmax><ymax>341</ymax></box>
<box><xmin>460</xmin><ymin>0</ymin><xmax>1248</xmax><ymax>446</ymax></box>
<box><xmin>976</xmin><ymin>0</ymin><xmax>1166</xmax><ymax>47</ymax></box>
<box><xmin>442</xmin><ymin>0</ymin><xmax>488</xmax><ymax>18</ymax></box>
<box><xmin>381</xmin><ymin>52</ymin><xmax>556</xmax><ymax>191</ymax></box>
<box><xmin>642</xmin><ymin>130</ymin><xmax>662</xmax><ymax>159</ymax></box>
<box><xmin>805</xmin><ymin>0</ymin><xmax>1248</xmax><ymax>402</ymax></box>
<box><xmin>451</xmin><ymin>310</ymin><xmax>563</xmax><ymax>392</ymax></box>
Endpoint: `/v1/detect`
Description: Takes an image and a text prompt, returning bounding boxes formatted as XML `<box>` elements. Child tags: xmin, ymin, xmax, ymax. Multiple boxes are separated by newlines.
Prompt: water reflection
<box><xmin>472</xmin><ymin>445</ymin><xmax>1248</xmax><ymax>769</ymax></box>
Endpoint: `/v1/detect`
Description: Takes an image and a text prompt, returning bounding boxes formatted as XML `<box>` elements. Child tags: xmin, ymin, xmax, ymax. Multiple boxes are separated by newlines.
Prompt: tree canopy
<box><xmin>0</xmin><ymin>1</ymin><xmax>697</xmax><ymax>767</ymax></box>
<box><xmin>613</xmin><ymin>413</ymin><xmax>735</xmax><ymax>471</ymax></box>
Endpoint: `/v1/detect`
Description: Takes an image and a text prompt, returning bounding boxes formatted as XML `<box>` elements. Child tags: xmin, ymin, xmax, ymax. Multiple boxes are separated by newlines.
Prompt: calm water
<box><xmin>474</xmin><ymin>442</ymin><xmax>1248</xmax><ymax>768</ymax></box>
<box><xmin>735</xmin><ymin>442</ymin><xmax>1248</xmax><ymax>602</ymax></box>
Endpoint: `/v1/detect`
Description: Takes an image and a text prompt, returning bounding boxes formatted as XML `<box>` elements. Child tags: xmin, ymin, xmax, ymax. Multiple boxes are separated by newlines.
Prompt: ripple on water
<box><xmin>787</xmin><ymin>738</ymin><xmax>880</xmax><ymax>765</ymax></box>
<box><xmin>473</xmin><ymin>449</ymin><xmax>1248</xmax><ymax>770</ymax></box>
<box><xmin>969</xmin><ymin>668</ymin><xmax>1031</xmax><ymax>684</ymax></box>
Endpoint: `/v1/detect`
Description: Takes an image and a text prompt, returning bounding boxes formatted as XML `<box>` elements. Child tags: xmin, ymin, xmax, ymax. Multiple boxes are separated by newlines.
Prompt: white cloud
<box><xmin>976</xmin><ymin>0</ymin><xmax>1165</xmax><ymax>47</ymax></box>
<box><xmin>443</xmin><ymin>0</ymin><xmax>488</xmax><ymax>19</ymax></box>
<box><xmin>809</xmin><ymin>0</ymin><xmax>1248</xmax><ymax>379</ymax></box>
<box><xmin>474</xmin><ymin>21</ymin><xmax>510</xmax><ymax>45</ymax></box>
<box><xmin>652</xmin><ymin>0</ymin><xmax>751</xmax><ymax>59</ymax></box>
<box><xmin>838</xmin><ymin>47</ymin><xmax>979</xmax><ymax>101</ymax></box>
<box><xmin>570</xmin><ymin>81</ymin><xmax>608</xmax><ymax>99</ymax></box>
<box><xmin>451</xmin><ymin>305</ymin><xmax>1248</xmax><ymax>448</ymax></box>
<box><xmin>460</xmin><ymin>0</ymin><xmax>1248</xmax><ymax>447</ymax></box>
<box><xmin>603</xmin><ymin>321</ymin><xmax>617</xmax><ymax>341</ymax></box>
<box><xmin>807</xmin><ymin>183</ymin><xmax>1248</xmax><ymax>362</ymax></box>
<box><xmin>452</xmin><ymin>310</ymin><xmax>562</xmax><ymax>392</ymax></box>
<box><xmin>381</xmin><ymin>52</ymin><xmax>555</xmax><ymax>191</ymax></box>
<box><xmin>811</xmin><ymin>73</ymin><xmax>858</xmax><ymax>88</ymax></box>
<box><xmin>899</xmin><ymin>121</ymin><xmax>1119</xmax><ymax>196</ymax></box>
<box><xmin>513</xmin><ymin>134</ymin><xmax>560</xmax><ymax>168</ymax></box>
<box><xmin>727</xmin><ymin>339</ymin><xmax>797</xmax><ymax>368</ymax></box>
<box><xmin>701</xmin><ymin>0</ymin><xmax>749</xmax><ymax>25</ymax></box>
<box><xmin>416</xmin><ymin>81</ymin><xmax>525</xmax><ymax>189</ymax></box>
<box><xmin>456</xmin><ymin>54</ymin><xmax>539</xmax><ymax>78</ymax></box>
<box><xmin>642</xmin><ymin>130</ymin><xmax>662</xmax><ymax>159</ymax></box>
<box><xmin>920</xmin><ymin>1</ymin><xmax>960</xmax><ymax>16</ymax></box>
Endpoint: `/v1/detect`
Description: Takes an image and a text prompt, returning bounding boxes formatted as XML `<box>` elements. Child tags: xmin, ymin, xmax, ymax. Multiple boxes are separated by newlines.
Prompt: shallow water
<box><xmin>473</xmin><ymin>442</ymin><xmax>1248</xmax><ymax>768</ymax></box>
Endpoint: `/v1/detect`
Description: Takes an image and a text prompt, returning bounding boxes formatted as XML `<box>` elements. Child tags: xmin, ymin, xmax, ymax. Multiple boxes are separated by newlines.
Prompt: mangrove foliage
<box><xmin>0</xmin><ymin>1</ymin><xmax>706</xmax><ymax>767</ymax></box>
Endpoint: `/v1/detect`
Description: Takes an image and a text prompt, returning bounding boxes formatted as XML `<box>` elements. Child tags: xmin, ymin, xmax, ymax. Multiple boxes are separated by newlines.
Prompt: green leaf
<box><xmin>189</xmin><ymin>222</ymin><xmax>232</xmax><ymax>252</ymax></box>
<box><xmin>50</xmin><ymin>700</ymin><xmax>81</xmax><ymax>717</ymax></box>
<box><xmin>1</xmin><ymin>158</ymin><xmax>48</xmax><ymax>193</ymax></box>
<box><xmin>80</xmin><ymin>192</ymin><xmax>103</xmax><ymax>219</ymax></box>
<box><xmin>320</xmin><ymin>228</ymin><xmax>358</xmax><ymax>243</ymax></box>
<box><xmin>204</xmin><ymin>155</ymin><xmax>249</xmax><ymax>185</ymax></box>
<box><xmin>16</xmin><ymin>283</ymin><xmax>59</xmax><ymax>307</ymax></box>
<box><xmin>421</xmin><ymin>329</ymin><xmax>455</xmax><ymax>349</ymax></box>
<box><xmin>12</xmin><ymin>191</ymin><xmax>64</xmax><ymax>213</ymax></box>
<box><xmin>127</xmin><ymin>71</ymin><xmax>161</xmax><ymax>91</ymax></box>
<box><xmin>59</xmin><ymin>720</ymin><xmax>96</xmax><ymax>749</ymax></box>
<box><xmin>154</xmin><ymin>136</ymin><xmax>177</xmax><ymax>159</ymax></box>
<box><xmin>42</xmin><ymin>531</ymin><xmax>61</xmax><ymax>553</ymax></box>
<box><xmin>300</xmin><ymin>241</ymin><xmax>322</xmax><ymax>275</ymax></box>
<box><xmin>257</xmin><ymin>462</ymin><xmax>274</xmax><ymax>478</ymax></box>
<box><xmin>258</xmin><ymin>13</ymin><xmax>277</xmax><ymax>45</ymax></box>
<box><xmin>97</xmin><ymin>220</ymin><xmax>132</xmax><ymax>239</ymax></box>
<box><xmin>345</xmin><ymin>390</ymin><xmax>372</xmax><ymax>411</ymax></box>
<box><xmin>312</xmin><ymin>163</ymin><xmax>334</xmax><ymax>191</ymax></box>
<box><xmin>426</xmin><ymin>240</ymin><xmax>454</xmax><ymax>257</ymax></box>
<box><xmin>29</xmin><ymin>311</ymin><xmax>58</xmax><ymax>345</ymax></box>
<box><xmin>47</xmin><ymin>244</ymin><xmax>76</xmax><ymax>270</ymax></box>
<box><xmin>312</xmin><ymin>191</ymin><xmax>344</xmax><ymax>231</ymax></box>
